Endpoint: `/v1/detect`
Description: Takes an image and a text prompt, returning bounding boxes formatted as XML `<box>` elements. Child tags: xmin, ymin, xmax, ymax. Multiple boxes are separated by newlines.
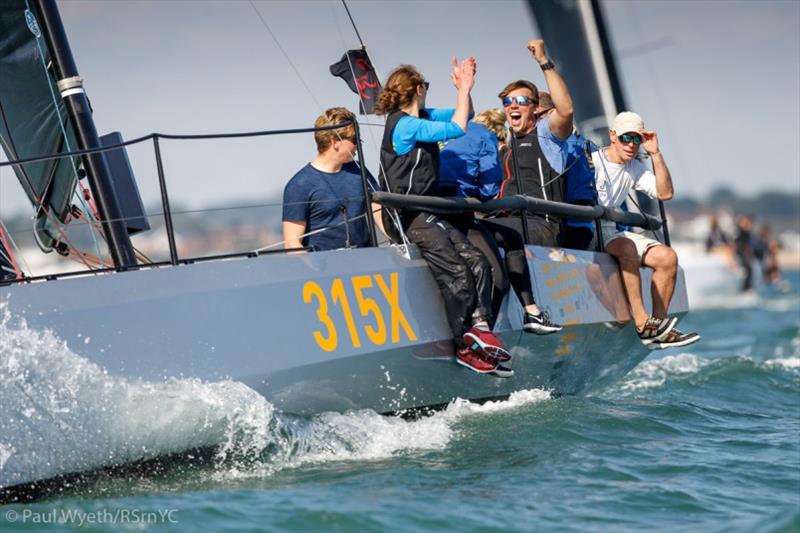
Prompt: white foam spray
<box><xmin>0</xmin><ymin>303</ymin><xmax>552</xmax><ymax>488</ymax></box>
<box><xmin>0</xmin><ymin>305</ymin><xmax>274</xmax><ymax>488</ymax></box>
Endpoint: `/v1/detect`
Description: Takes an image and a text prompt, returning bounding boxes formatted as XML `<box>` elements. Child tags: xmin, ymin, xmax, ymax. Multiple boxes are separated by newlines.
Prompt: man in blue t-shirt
<box><xmin>282</xmin><ymin>107</ymin><xmax>376</xmax><ymax>252</ymax></box>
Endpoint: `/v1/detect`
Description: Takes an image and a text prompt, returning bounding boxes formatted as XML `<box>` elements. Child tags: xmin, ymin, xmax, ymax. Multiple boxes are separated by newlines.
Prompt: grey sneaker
<box><xmin>637</xmin><ymin>316</ymin><xmax>678</xmax><ymax>346</ymax></box>
<box><xmin>523</xmin><ymin>310</ymin><xmax>563</xmax><ymax>335</ymax></box>
<box><xmin>648</xmin><ymin>328</ymin><xmax>701</xmax><ymax>350</ymax></box>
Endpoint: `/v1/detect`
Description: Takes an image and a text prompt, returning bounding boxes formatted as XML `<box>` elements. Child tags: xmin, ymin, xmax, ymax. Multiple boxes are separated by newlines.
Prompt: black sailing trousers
<box><xmin>404</xmin><ymin>211</ymin><xmax>492</xmax><ymax>344</ymax></box>
<box><xmin>490</xmin><ymin>214</ymin><xmax>561</xmax><ymax>247</ymax></box>
<box><xmin>447</xmin><ymin>213</ymin><xmax>536</xmax><ymax>323</ymax></box>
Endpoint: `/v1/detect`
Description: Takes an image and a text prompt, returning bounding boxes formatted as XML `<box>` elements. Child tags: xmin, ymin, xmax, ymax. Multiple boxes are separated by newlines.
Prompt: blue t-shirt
<box><xmin>534</xmin><ymin>116</ymin><xmax>569</xmax><ymax>174</ymax></box>
<box><xmin>391</xmin><ymin>108</ymin><xmax>466</xmax><ymax>156</ymax></box>
<box><xmin>438</xmin><ymin>122</ymin><xmax>502</xmax><ymax>199</ymax></box>
<box><xmin>282</xmin><ymin>162</ymin><xmax>376</xmax><ymax>251</ymax></box>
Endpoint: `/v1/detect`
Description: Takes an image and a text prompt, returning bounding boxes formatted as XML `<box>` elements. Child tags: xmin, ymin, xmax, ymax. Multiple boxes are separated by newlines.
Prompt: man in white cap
<box><xmin>592</xmin><ymin>111</ymin><xmax>700</xmax><ymax>349</ymax></box>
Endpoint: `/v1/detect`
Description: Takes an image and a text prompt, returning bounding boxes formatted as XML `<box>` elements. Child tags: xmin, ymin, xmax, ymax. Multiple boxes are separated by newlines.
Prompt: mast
<box><xmin>589</xmin><ymin>0</ymin><xmax>627</xmax><ymax>112</ymax></box>
<box><xmin>526</xmin><ymin>0</ymin><xmax>618</xmax><ymax>144</ymax></box>
<box><xmin>32</xmin><ymin>0</ymin><xmax>137</xmax><ymax>268</ymax></box>
<box><xmin>526</xmin><ymin>0</ymin><xmax>669</xmax><ymax>244</ymax></box>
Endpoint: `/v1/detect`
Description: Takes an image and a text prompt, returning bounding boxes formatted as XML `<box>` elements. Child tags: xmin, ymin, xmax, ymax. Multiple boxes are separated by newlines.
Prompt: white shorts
<box><xmin>604</xmin><ymin>230</ymin><xmax>662</xmax><ymax>264</ymax></box>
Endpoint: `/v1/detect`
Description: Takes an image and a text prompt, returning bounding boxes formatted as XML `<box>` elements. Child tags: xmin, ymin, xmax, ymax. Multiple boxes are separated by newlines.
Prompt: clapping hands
<box><xmin>451</xmin><ymin>56</ymin><xmax>476</xmax><ymax>91</ymax></box>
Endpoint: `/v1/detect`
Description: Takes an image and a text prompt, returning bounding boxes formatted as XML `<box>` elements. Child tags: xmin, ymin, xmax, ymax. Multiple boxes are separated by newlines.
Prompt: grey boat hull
<box><xmin>3</xmin><ymin>244</ymin><xmax>687</xmax><ymax>415</ymax></box>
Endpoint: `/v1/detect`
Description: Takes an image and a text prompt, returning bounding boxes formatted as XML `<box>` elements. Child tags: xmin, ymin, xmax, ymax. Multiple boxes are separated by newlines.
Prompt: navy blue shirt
<box><xmin>282</xmin><ymin>162</ymin><xmax>376</xmax><ymax>251</ymax></box>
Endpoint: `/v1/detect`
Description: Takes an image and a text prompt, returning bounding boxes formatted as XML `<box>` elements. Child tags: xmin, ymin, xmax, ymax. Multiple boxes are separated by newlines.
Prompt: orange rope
<box><xmin>0</xmin><ymin>223</ymin><xmax>23</xmax><ymax>278</ymax></box>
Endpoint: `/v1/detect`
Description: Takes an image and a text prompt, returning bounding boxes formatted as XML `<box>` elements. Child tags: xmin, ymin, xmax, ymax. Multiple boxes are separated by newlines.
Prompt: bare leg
<box><xmin>643</xmin><ymin>244</ymin><xmax>678</xmax><ymax>318</ymax></box>
<box><xmin>606</xmin><ymin>237</ymin><xmax>649</xmax><ymax>329</ymax></box>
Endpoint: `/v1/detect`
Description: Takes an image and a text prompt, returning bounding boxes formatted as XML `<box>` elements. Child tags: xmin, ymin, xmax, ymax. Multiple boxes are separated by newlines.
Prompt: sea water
<box><xmin>1</xmin><ymin>272</ymin><xmax>798</xmax><ymax>532</ymax></box>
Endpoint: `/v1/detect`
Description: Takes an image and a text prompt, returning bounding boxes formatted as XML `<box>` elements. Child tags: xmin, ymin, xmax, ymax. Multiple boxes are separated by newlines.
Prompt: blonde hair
<box><xmin>314</xmin><ymin>107</ymin><xmax>356</xmax><ymax>153</ymax></box>
<box><xmin>473</xmin><ymin>108</ymin><xmax>507</xmax><ymax>143</ymax></box>
<box><xmin>374</xmin><ymin>65</ymin><xmax>425</xmax><ymax>115</ymax></box>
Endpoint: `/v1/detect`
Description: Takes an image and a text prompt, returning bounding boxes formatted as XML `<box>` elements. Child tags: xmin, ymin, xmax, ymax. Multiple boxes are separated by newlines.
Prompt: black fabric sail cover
<box><xmin>330</xmin><ymin>48</ymin><xmax>382</xmax><ymax>115</ymax></box>
<box><xmin>0</xmin><ymin>0</ymin><xmax>77</xmax><ymax>223</ymax></box>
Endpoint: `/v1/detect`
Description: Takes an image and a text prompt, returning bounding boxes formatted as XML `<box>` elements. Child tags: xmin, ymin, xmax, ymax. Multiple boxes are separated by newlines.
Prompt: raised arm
<box><xmin>450</xmin><ymin>56</ymin><xmax>476</xmax><ymax>132</ymax></box>
<box><xmin>528</xmin><ymin>40</ymin><xmax>574</xmax><ymax>140</ymax></box>
<box><xmin>642</xmin><ymin>129</ymin><xmax>673</xmax><ymax>200</ymax></box>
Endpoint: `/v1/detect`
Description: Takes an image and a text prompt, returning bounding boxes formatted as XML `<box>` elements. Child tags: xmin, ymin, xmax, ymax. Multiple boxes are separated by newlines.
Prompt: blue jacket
<box><xmin>564</xmin><ymin>133</ymin><xmax>597</xmax><ymax>229</ymax></box>
<box><xmin>438</xmin><ymin>122</ymin><xmax>502</xmax><ymax>199</ymax></box>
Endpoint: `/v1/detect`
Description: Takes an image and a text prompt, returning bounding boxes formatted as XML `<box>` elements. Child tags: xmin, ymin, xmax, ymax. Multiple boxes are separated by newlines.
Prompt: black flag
<box><xmin>330</xmin><ymin>48</ymin><xmax>381</xmax><ymax>115</ymax></box>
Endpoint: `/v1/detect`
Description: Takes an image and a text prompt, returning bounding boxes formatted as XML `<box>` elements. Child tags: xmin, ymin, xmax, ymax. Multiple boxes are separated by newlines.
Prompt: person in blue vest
<box><xmin>439</xmin><ymin>108</ymin><xmax>562</xmax><ymax>334</ymax></box>
<box><xmin>375</xmin><ymin>59</ymin><xmax>513</xmax><ymax>377</ymax></box>
<box><xmin>282</xmin><ymin>107</ymin><xmax>377</xmax><ymax>252</ymax></box>
<box><xmin>536</xmin><ymin>92</ymin><xmax>597</xmax><ymax>250</ymax></box>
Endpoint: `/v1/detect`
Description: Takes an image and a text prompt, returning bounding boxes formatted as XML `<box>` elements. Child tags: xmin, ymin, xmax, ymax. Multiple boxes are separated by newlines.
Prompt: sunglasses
<box><xmin>422</xmin><ymin>81</ymin><xmax>430</xmax><ymax>90</ymax></box>
<box><xmin>502</xmin><ymin>95</ymin><xmax>537</xmax><ymax>107</ymax></box>
<box><xmin>618</xmin><ymin>132</ymin><xmax>643</xmax><ymax>145</ymax></box>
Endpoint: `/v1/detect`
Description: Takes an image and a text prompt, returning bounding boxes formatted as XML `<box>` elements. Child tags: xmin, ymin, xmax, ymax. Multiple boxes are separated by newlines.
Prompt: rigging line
<box><xmin>253</xmin><ymin>212</ymin><xmax>367</xmax><ymax>252</ymax></box>
<box><xmin>330</xmin><ymin>2</ymin><xmax>385</xmax><ymax>171</ymax></box>
<box><xmin>329</xmin><ymin>3</ymin><xmax>402</xmax><ymax>242</ymax></box>
<box><xmin>26</xmin><ymin>0</ymin><xmax>105</xmax><ymax>264</ymax></box>
<box><xmin>0</xmin><ymin>215</ymin><xmax>31</xmax><ymax>280</ymax></box>
<box><xmin>340</xmin><ymin>0</ymin><xmax>365</xmax><ymax>48</ymax></box>
<box><xmin>0</xmin><ymin>220</ymin><xmax>24</xmax><ymax>278</ymax></box>
<box><xmin>589</xmin><ymin>139</ymin><xmax>659</xmax><ymax>240</ymax></box>
<box><xmin>0</xmin><ymin>93</ymin><xmax>93</xmax><ymax>273</ymax></box>
<box><xmin>247</xmin><ymin>0</ymin><xmax>324</xmax><ymax>113</ymax></box>
<box><xmin>26</xmin><ymin>2</ymin><xmax>91</xmax><ymax>210</ymax></box>
<box><xmin>72</xmin><ymin>208</ymin><xmax>151</xmax><ymax>264</ymax></box>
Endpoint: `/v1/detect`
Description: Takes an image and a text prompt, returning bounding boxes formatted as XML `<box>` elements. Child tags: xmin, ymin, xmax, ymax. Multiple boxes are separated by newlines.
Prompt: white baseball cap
<box><xmin>612</xmin><ymin>111</ymin><xmax>644</xmax><ymax>134</ymax></box>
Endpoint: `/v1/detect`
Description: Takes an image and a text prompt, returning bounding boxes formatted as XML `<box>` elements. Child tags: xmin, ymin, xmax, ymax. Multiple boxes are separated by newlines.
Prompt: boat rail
<box><xmin>0</xmin><ymin>120</ymin><xmax>670</xmax><ymax>285</ymax></box>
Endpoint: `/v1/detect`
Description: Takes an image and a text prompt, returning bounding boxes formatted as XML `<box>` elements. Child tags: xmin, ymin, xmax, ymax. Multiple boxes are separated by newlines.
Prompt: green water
<box><xmin>2</xmin><ymin>274</ymin><xmax>798</xmax><ymax>532</ymax></box>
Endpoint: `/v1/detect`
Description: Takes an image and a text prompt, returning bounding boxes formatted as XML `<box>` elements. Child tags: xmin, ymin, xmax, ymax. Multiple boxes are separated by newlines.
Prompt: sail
<box><xmin>0</xmin><ymin>0</ymin><xmax>78</xmax><ymax>223</ymax></box>
<box><xmin>526</xmin><ymin>0</ymin><xmax>626</xmax><ymax>145</ymax></box>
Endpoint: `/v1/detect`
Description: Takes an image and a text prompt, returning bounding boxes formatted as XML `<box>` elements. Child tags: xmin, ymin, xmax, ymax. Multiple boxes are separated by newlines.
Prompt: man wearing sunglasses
<box><xmin>486</xmin><ymin>40</ymin><xmax>574</xmax><ymax>332</ymax></box>
<box><xmin>493</xmin><ymin>39</ymin><xmax>574</xmax><ymax>249</ymax></box>
<box><xmin>592</xmin><ymin>111</ymin><xmax>700</xmax><ymax>349</ymax></box>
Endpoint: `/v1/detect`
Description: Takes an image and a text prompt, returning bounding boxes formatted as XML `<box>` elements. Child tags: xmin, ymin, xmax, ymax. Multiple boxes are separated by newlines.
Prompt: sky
<box><xmin>1</xmin><ymin>0</ymin><xmax>798</xmax><ymax>217</ymax></box>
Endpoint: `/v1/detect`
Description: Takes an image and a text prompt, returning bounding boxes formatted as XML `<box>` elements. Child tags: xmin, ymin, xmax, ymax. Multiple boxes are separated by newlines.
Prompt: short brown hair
<box><xmin>537</xmin><ymin>91</ymin><xmax>553</xmax><ymax>111</ymax></box>
<box><xmin>314</xmin><ymin>107</ymin><xmax>356</xmax><ymax>153</ymax></box>
<box><xmin>374</xmin><ymin>65</ymin><xmax>425</xmax><ymax>115</ymax></box>
<box><xmin>498</xmin><ymin>80</ymin><xmax>539</xmax><ymax>104</ymax></box>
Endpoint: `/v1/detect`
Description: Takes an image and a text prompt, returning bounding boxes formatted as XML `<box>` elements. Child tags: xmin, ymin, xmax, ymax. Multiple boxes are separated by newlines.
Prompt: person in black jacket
<box><xmin>375</xmin><ymin>59</ymin><xmax>512</xmax><ymax>377</ymax></box>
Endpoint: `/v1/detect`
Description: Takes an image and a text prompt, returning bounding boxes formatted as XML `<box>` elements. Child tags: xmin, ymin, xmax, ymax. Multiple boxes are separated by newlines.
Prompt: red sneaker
<box><xmin>456</xmin><ymin>346</ymin><xmax>498</xmax><ymax>374</ymax></box>
<box><xmin>463</xmin><ymin>326</ymin><xmax>511</xmax><ymax>362</ymax></box>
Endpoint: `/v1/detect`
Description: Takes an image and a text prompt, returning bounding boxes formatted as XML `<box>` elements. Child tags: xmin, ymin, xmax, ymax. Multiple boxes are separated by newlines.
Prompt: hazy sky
<box><xmin>1</xmin><ymin>0</ymin><xmax>798</xmax><ymax>216</ymax></box>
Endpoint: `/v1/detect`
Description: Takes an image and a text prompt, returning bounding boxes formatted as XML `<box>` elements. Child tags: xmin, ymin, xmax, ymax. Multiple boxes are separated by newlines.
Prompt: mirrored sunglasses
<box><xmin>619</xmin><ymin>132</ymin><xmax>643</xmax><ymax>145</ymax></box>
<box><xmin>502</xmin><ymin>95</ymin><xmax>536</xmax><ymax>107</ymax></box>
